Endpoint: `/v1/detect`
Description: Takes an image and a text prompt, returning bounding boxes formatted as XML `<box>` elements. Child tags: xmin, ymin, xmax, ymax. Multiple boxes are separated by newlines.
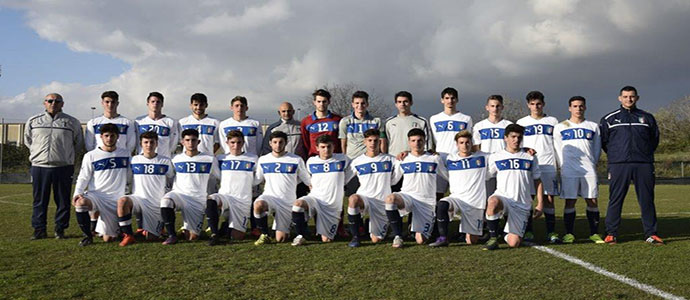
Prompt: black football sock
<box><xmin>205</xmin><ymin>199</ymin><xmax>219</xmax><ymax>235</ymax></box>
<box><xmin>135</xmin><ymin>212</ymin><xmax>143</xmax><ymax>230</ymax></box>
<box><xmin>486</xmin><ymin>214</ymin><xmax>500</xmax><ymax>238</ymax></box>
<box><xmin>75</xmin><ymin>207</ymin><xmax>92</xmax><ymax>237</ymax></box>
<box><xmin>255</xmin><ymin>212</ymin><xmax>269</xmax><ymax>234</ymax></box>
<box><xmin>436</xmin><ymin>201</ymin><xmax>450</xmax><ymax>238</ymax></box>
<box><xmin>292</xmin><ymin>210</ymin><xmax>308</xmax><ymax>237</ymax></box>
<box><xmin>90</xmin><ymin>219</ymin><xmax>98</xmax><ymax>233</ymax></box>
<box><xmin>544</xmin><ymin>208</ymin><xmax>556</xmax><ymax>234</ymax></box>
<box><xmin>118</xmin><ymin>213</ymin><xmax>134</xmax><ymax>235</ymax></box>
<box><xmin>564</xmin><ymin>208</ymin><xmax>576</xmax><ymax>235</ymax></box>
<box><xmin>386</xmin><ymin>209</ymin><xmax>403</xmax><ymax>237</ymax></box>
<box><xmin>586</xmin><ymin>207</ymin><xmax>600</xmax><ymax>235</ymax></box>
<box><xmin>526</xmin><ymin>209</ymin><xmax>534</xmax><ymax>233</ymax></box>
<box><xmin>347</xmin><ymin>209</ymin><xmax>363</xmax><ymax>239</ymax></box>
<box><xmin>161</xmin><ymin>207</ymin><xmax>176</xmax><ymax>236</ymax></box>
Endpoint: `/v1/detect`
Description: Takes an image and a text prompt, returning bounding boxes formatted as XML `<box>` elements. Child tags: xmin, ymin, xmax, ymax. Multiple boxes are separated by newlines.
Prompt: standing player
<box><xmin>473</xmin><ymin>95</ymin><xmax>512</xmax><ymax>198</ymax></box>
<box><xmin>430</xmin><ymin>130</ymin><xmax>488</xmax><ymax>247</ymax></box>
<box><xmin>253</xmin><ymin>131</ymin><xmax>312</xmax><ymax>245</ymax></box>
<box><xmin>347</xmin><ymin>129</ymin><xmax>402</xmax><ymax>247</ymax></box>
<box><xmin>301</xmin><ymin>89</ymin><xmax>342</xmax><ymax>156</ymax></box>
<box><xmin>384</xmin><ymin>91</ymin><xmax>433</xmax><ymax>156</ymax></box>
<box><xmin>385</xmin><ymin>129</ymin><xmax>447</xmax><ymax>248</ymax></box>
<box><xmin>219</xmin><ymin>96</ymin><xmax>262</xmax><ymax>155</ymax></box>
<box><xmin>85</xmin><ymin>91</ymin><xmax>136</xmax><ymax>153</ymax></box>
<box><xmin>430</xmin><ymin>87</ymin><xmax>473</xmax><ymax>199</ymax></box>
<box><xmin>554</xmin><ymin>96</ymin><xmax>604</xmax><ymax>244</ymax></box>
<box><xmin>517</xmin><ymin>91</ymin><xmax>559</xmax><ymax>243</ymax></box>
<box><xmin>72</xmin><ymin>124</ymin><xmax>130</xmax><ymax>246</ymax></box>
<box><xmin>116</xmin><ymin>131</ymin><xmax>174</xmax><ymax>246</ymax></box>
<box><xmin>483</xmin><ymin>124</ymin><xmax>543</xmax><ymax>250</ymax></box>
<box><xmin>178</xmin><ymin>93</ymin><xmax>220</xmax><ymax>155</ymax></box>
<box><xmin>339</xmin><ymin>91</ymin><xmax>387</xmax><ymax>158</ymax></box>
<box><xmin>206</xmin><ymin>130</ymin><xmax>259</xmax><ymax>246</ymax></box>
<box><xmin>291</xmin><ymin>135</ymin><xmax>354</xmax><ymax>246</ymax></box>
<box><xmin>135</xmin><ymin>92</ymin><xmax>179</xmax><ymax>157</ymax></box>
<box><xmin>160</xmin><ymin>129</ymin><xmax>220</xmax><ymax>245</ymax></box>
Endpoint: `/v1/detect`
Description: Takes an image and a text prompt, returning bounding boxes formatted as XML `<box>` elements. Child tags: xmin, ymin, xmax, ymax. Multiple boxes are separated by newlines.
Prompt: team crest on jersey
<box><xmin>413</xmin><ymin>122</ymin><xmax>419</xmax><ymax>128</ymax></box>
<box><xmin>639</xmin><ymin>117</ymin><xmax>645</xmax><ymax>124</ymax></box>
<box><xmin>586</xmin><ymin>132</ymin><xmax>593</xmax><ymax>139</ymax></box>
<box><xmin>287</xmin><ymin>165</ymin><xmax>293</xmax><ymax>172</ymax></box>
<box><xmin>200</xmin><ymin>164</ymin><xmax>207</xmax><ymax>172</ymax></box>
<box><xmin>547</xmin><ymin>127</ymin><xmax>553</xmax><ymax>134</ymax></box>
<box><xmin>428</xmin><ymin>165</ymin><xmax>435</xmax><ymax>172</ymax></box>
<box><xmin>524</xmin><ymin>162</ymin><xmax>531</xmax><ymax>169</ymax></box>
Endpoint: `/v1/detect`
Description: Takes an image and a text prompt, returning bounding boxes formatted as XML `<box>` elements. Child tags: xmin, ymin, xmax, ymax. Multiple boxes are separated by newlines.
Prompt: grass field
<box><xmin>1</xmin><ymin>184</ymin><xmax>689</xmax><ymax>299</ymax></box>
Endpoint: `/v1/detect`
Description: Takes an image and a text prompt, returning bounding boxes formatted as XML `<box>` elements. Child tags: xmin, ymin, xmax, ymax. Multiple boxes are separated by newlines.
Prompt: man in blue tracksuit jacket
<box><xmin>599</xmin><ymin>85</ymin><xmax>662</xmax><ymax>244</ymax></box>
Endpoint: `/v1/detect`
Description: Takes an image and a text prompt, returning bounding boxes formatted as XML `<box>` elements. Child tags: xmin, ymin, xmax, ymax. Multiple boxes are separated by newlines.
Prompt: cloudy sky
<box><xmin>1</xmin><ymin>0</ymin><xmax>689</xmax><ymax>124</ymax></box>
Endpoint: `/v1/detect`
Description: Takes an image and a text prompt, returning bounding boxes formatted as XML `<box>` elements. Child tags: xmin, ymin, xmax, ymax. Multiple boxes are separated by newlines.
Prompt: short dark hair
<box><xmin>352</xmin><ymin>90</ymin><xmax>369</xmax><ymax>102</ymax></box>
<box><xmin>441</xmin><ymin>87</ymin><xmax>458</xmax><ymax>99</ymax></box>
<box><xmin>101</xmin><ymin>91</ymin><xmax>119</xmax><ymax>101</ymax></box>
<box><xmin>363</xmin><ymin>129</ymin><xmax>380</xmax><ymax>138</ymax></box>
<box><xmin>312</xmin><ymin>89</ymin><xmax>331</xmax><ymax>100</ymax></box>
<box><xmin>226</xmin><ymin>129</ymin><xmax>244</xmax><ymax>140</ymax></box>
<box><xmin>504</xmin><ymin>124</ymin><xmax>524</xmax><ymax>137</ymax></box>
<box><xmin>454</xmin><ymin>130</ymin><xmax>472</xmax><ymax>141</ymax></box>
<box><xmin>316</xmin><ymin>135</ymin><xmax>333</xmax><ymax>145</ymax></box>
<box><xmin>181</xmin><ymin>128</ymin><xmax>199</xmax><ymax>138</ymax></box>
<box><xmin>147</xmin><ymin>92</ymin><xmax>164</xmax><ymax>102</ymax></box>
<box><xmin>526</xmin><ymin>91</ymin><xmax>545</xmax><ymax>103</ymax></box>
<box><xmin>191</xmin><ymin>93</ymin><xmax>207</xmax><ymax>105</ymax></box>
<box><xmin>620</xmin><ymin>85</ymin><xmax>638</xmax><ymax>95</ymax></box>
<box><xmin>231</xmin><ymin>96</ymin><xmax>247</xmax><ymax>106</ymax></box>
<box><xmin>139</xmin><ymin>131</ymin><xmax>158</xmax><ymax>141</ymax></box>
<box><xmin>99</xmin><ymin>123</ymin><xmax>119</xmax><ymax>136</ymax></box>
<box><xmin>395</xmin><ymin>91</ymin><xmax>413</xmax><ymax>103</ymax></box>
<box><xmin>407</xmin><ymin>128</ymin><xmax>425</xmax><ymax>138</ymax></box>
<box><xmin>568</xmin><ymin>96</ymin><xmax>586</xmax><ymax>105</ymax></box>
<box><xmin>269</xmin><ymin>130</ymin><xmax>288</xmax><ymax>141</ymax></box>
<box><xmin>487</xmin><ymin>95</ymin><xmax>503</xmax><ymax>104</ymax></box>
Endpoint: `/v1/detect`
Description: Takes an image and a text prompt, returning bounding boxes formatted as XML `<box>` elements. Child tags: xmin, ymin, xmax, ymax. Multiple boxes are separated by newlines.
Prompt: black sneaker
<box><xmin>55</xmin><ymin>229</ymin><xmax>66</xmax><ymax>239</ymax></box>
<box><xmin>79</xmin><ymin>236</ymin><xmax>93</xmax><ymax>247</ymax></box>
<box><xmin>31</xmin><ymin>229</ymin><xmax>47</xmax><ymax>240</ymax></box>
<box><xmin>208</xmin><ymin>234</ymin><xmax>219</xmax><ymax>246</ymax></box>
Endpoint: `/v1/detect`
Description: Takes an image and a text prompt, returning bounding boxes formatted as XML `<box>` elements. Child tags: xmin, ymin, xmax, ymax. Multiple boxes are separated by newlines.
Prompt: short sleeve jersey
<box><xmin>488</xmin><ymin>150</ymin><xmax>541</xmax><ymax>210</ymax></box>
<box><xmin>385</xmin><ymin>114</ymin><xmax>433</xmax><ymax>156</ymax></box>
<box><xmin>430</xmin><ymin>111</ymin><xmax>473</xmax><ymax>155</ymax></box>
<box><xmin>171</xmin><ymin>152</ymin><xmax>219</xmax><ymax>197</ymax></box>
<box><xmin>445</xmin><ymin>151</ymin><xmax>489</xmax><ymax>209</ymax></box>
<box><xmin>472</xmin><ymin>119</ymin><xmax>513</xmax><ymax>153</ymax></box>
<box><xmin>394</xmin><ymin>153</ymin><xmax>447</xmax><ymax>205</ymax></box>
<box><xmin>178</xmin><ymin>115</ymin><xmax>220</xmax><ymax>155</ymax></box>
<box><xmin>517</xmin><ymin>115</ymin><xmax>558</xmax><ymax>173</ymax></box>
<box><xmin>338</xmin><ymin>112</ymin><xmax>385</xmax><ymax>159</ymax></box>
<box><xmin>219</xmin><ymin>117</ymin><xmax>263</xmax><ymax>155</ymax></box>
<box><xmin>85</xmin><ymin>115</ymin><xmax>136</xmax><ymax>153</ymax></box>
<box><xmin>306</xmin><ymin>153</ymin><xmax>353</xmax><ymax>211</ymax></box>
<box><xmin>217</xmin><ymin>152</ymin><xmax>258</xmax><ymax>202</ymax></box>
<box><xmin>554</xmin><ymin>119</ymin><xmax>601</xmax><ymax>177</ymax></box>
<box><xmin>135</xmin><ymin>115</ymin><xmax>179</xmax><ymax>157</ymax></box>
<box><xmin>351</xmin><ymin>153</ymin><xmax>402</xmax><ymax>200</ymax></box>
<box><xmin>130</xmin><ymin>154</ymin><xmax>174</xmax><ymax>201</ymax></box>
<box><xmin>301</xmin><ymin>111</ymin><xmax>342</xmax><ymax>157</ymax></box>
<box><xmin>256</xmin><ymin>153</ymin><xmax>311</xmax><ymax>202</ymax></box>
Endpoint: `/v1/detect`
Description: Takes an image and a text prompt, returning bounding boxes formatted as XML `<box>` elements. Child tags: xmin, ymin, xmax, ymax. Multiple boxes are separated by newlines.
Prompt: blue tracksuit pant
<box><xmin>605</xmin><ymin>163</ymin><xmax>657</xmax><ymax>237</ymax></box>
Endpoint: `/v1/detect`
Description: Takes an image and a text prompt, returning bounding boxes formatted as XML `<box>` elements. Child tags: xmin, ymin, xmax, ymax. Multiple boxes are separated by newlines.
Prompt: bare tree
<box><xmin>472</xmin><ymin>96</ymin><xmax>529</xmax><ymax>123</ymax></box>
<box><xmin>655</xmin><ymin>95</ymin><xmax>690</xmax><ymax>153</ymax></box>
<box><xmin>299</xmin><ymin>83</ymin><xmax>392</xmax><ymax>118</ymax></box>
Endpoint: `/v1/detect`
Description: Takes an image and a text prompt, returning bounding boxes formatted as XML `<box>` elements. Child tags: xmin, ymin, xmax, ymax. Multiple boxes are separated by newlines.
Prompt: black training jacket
<box><xmin>599</xmin><ymin>106</ymin><xmax>659</xmax><ymax>164</ymax></box>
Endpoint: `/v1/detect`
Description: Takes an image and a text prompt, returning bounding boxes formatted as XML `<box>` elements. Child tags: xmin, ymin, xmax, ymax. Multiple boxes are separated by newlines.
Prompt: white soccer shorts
<box><xmin>359</xmin><ymin>195</ymin><xmax>388</xmax><ymax>239</ymax></box>
<box><xmin>85</xmin><ymin>191</ymin><xmax>119</xmax><ymax>237</ymax></box>
<box><xmin>560</xmin><ymin>176</ymin><xmax>598</xmax><ymax>199</ymax></box>
<box><xmin>301</xmin><ymin>195</ymin><xmax>341</xmax><ymax>240</ymax></box>
<box><xmin>255</xmin><ymin>194</ymin><xmax>292</xmax><ymax>234</ymax></box>
<box><xmin>440</xmin><ymin>196</ymin><xmax>484</xmax><ymax>236</ymax></box>
<box><xmin>396</xmin><ymin>192</ymin><xmax>435</xmax><ymax>238</ymax></box>
<box><xmin>127</xmin><ymin>194</ymin><xmax>164</xmax><ymax>237</ymax></box>
<box><xmin>163</xmin><ymin>191</ymin><xmax>206</xmax><ymax>235</ymax></box>
<box><xmin>209</xmin><ymin>193</ymin><xmax>251</xmax><ymax>232</ymax></box>
<box><xmin>531</xmin><ymin>171</ymin><xmax>559</xmax><ymax>196</ymax></box>
<box><xmin>490</xmin><ymin>193</ymin><xmax>531</xmax><ymax>238</ymax></box>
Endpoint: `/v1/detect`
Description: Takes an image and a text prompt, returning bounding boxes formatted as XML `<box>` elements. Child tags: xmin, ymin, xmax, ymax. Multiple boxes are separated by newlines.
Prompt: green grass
<box><xmin>1</xmin><ymin>184</ymin><xmax>689</xmax><ymax>299</ymax></box>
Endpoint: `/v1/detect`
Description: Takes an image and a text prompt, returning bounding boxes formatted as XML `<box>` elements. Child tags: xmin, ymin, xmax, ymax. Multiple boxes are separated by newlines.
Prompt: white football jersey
<box><xmin>306</xmin><ymin>153</ymin><xmax>354</xmax><ymax>211</ymax></box>
<box><xmin>130</xmin><ymin>154</ymin><xmax>174</xmax><ymax>202</ymax></box>
<box><xmin>430</xmin><ymin>111</ymin><xmax>473</xmax><ymax>155</ymax></box>
<box><xmin>488</xmin><ymin>150</ymin><xmax>541</xmax><ymax>210</ymax></box>
<box><xmin>445</xmin><ymin>151</ymin><xmax>489</xmax><ymax>209</ymax></box>
<box><xmin>171</xmin><ymin>152</ymin><xmax>219</xmax><ymax>197</ymax></box>
<box><xmin>135</xmin><ymin>115</ymin><xmax>179</xmax><ymax>157</ymax></box>
<box><xmin>85</xmin><ymin>115</ymin><xmax>137</xmax><ymax>153</ymax></box>
<box><xmin>554</xmin><ymin>119</ymin><xmax>601</xmax><ymax>177</ymax></box>
<box><xmin>395</xmin><ymin>153</ymin><xmax>447</xmax><ymax>205</ymax></box>
<box><xmin>217</xmin><ymin>152</ymin><xmax>258</xmax><ymax>202</ymax></box>
<box><xmin>178</xmin><ymin>115</ymin><xmax>220</xmax><ymax>155</ymax></box>
<box><xmin>351</xmin><ymin>153</ymin><xmax>402</xmax><ymax>200</ymax></box>
<box><xmin>517</xmin><ymin>115</ymin><xmax>558</xmax><ymax>173</ymax></box>
<box><xmin>74</xmin><ymin>147</ymin><xmax>131</xmax><ymax>198</ymax></box>
<box><xmin>473</xmin><ymin>119</ymin><xmax>513</xmax><ymax>153</ymax></box>
<box><xmin>219</xmin><ymin>117</ymin><xmax>263</xmax><ymax>155</ymax></box>
<box><xmin>256</xmin><ymin>152</ymin><xmax>311</xmax><ymax>202</ymax></box>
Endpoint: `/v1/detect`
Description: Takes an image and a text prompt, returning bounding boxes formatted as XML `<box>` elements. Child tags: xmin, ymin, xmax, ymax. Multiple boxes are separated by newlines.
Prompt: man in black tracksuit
<box><xmin>599</xmin><ymin>85</ymin><xmax>662</xmax><ymax>244</ymax></box>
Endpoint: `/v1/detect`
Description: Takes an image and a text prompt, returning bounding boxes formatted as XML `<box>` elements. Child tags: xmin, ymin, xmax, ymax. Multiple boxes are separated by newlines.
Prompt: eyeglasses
<box><xmin>45</xmin><ymin>99</ymin><xmax>63</xmax><ymax>104</ymax></box>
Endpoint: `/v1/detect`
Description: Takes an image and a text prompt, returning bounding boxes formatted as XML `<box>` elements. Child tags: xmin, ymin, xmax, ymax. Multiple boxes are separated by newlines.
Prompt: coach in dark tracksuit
<box><xmin>599</xmin><ymin>86</ymin><xmax>662</xmax><ymax>244</ymax></box>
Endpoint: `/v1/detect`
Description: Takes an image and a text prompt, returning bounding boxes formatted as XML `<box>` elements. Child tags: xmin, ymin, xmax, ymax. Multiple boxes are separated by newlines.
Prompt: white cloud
<box><xmin>191</xmin><ymin>0</ymin><xmax>290</xmax><ymax>35</ymax></box>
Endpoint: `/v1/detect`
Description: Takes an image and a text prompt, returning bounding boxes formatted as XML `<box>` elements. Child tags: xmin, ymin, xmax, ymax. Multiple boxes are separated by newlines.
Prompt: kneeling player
<box><xmin>347</xmin><ymin>129</ymin><xmax>401</xmax><ymax>247</ymax></box>
<box><xmin>253</xmin><ymin>131</ymin><xmax>311</xmax><ymax>245</ymax></box>
<box><xmin>206</xmin><ymin>130</ymin><xmax>259</xmax><ymax>246</ymax></box>
<box><xmin>160</xmin><ymin>129</ymin><xmax>220</xmax><ymax>245</ymax></box>
<box><xmin>385</xmin><ymin>129</ymin><xmax>447</xmax><ymax>248</ymax></box>
<box><xmin>72</xmin><ymin>123</ymin><xmax>130</xmax><ymax>246</ymax></box>
<box><xmin>483</xmin><ymin>124</ymin><xmax>543</xmax><ymax>250</ymax></box>
<box><xmin>291</xmin><ymin>135</ymin><xmax>353</xmax><ymax>246</ymax></box>
<box><xmin>117</xmin><ymin>131</ymin><xmax>173</xmax><ymax>246</ymax></box>
<box><xmin>430</xmin><ymin>130</ymin><xmax>489</xmax><ymax>247</ymax></box>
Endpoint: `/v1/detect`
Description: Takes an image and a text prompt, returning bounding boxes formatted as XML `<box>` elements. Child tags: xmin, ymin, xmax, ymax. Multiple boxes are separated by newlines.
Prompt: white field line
<box><xmin>0</xmin><ymin>193</ymin><xmax>32</xmax><ymax>206</ymax></box>
<box><xmin>532</xmin><ymin>244</ymin><xmax>686</xmax><ymax>300</ymax></box>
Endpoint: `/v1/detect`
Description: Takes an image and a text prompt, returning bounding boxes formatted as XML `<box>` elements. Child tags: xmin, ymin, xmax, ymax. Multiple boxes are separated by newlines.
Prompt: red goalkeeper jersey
<box><xmin>300</xmin><ymin>111</ymin><xmax>342</xmax><ymax>157</ymax></box>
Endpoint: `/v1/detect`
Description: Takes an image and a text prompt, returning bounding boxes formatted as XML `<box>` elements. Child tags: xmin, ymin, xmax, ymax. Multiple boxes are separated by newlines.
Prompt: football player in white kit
<box><xmin>253</xmin><ymin>131</ymin><xmax>311</xmax><ymax>245</ymax></box>
<box><xmin>219</xmin><ymin>96</ymin><xmax>263</xmax><ymax>155</ymax></box>
<box><xmin>473</xmin><ymin>95</ymin><xmax>512</xmax><ymax>198</ymax></box>
<box><xmin>116</xmin><ymin>131</ymin><xmax>174</xmax><ymax>246</ymax></box>
<box><xmin>483</xmin><ymin>124</ymin><xmax>543</xmax><ymax>250</ymax></box>
<box><xmin>430</xmin><ymin>130</ymin><xmax>489</xmax><ymax>247</ymax></box>
<box><xmin>385</xmin><ymin>128</ymin><xmax>447</xmax><ymax>248</ymax></box>
<box><xmin>206</xmin><ymin>130</ymin><xmax>259</xmax><ymax>246</ymax></box>
<box><xmin>554</xmin><ymin>96</ymin><xmax>604</xmax><ymax>244</ymax></box>
<box><xmin>291</xmin><ymin>135</ymin><xmax>354</xmax><ymax>246</ymax></box>
<box><xmin>517</xmin><ymin>91</ymin><xmax>559</xmax><ymax>243</ymax></box>
<box><xmin>72</xmin><ymin>124</ymin><xmax>131</xmax><ymax>246</ymax></box>
<box><xmin>84</xmin><ymin>91</ymin><xmax>136</xmax><ymax>153</ymax></box>
<box><xmin>347</xmin><ymin>129</ymin><xmax>402</xmax><ymax>247</ymax></box>
<box><xmin>178</xmin><ymin>93</ymin><xmax>220</xmax><ymax>155</ymax></box>
<box><xmin>160</xmin><ymin>129</ymin><xmax>220</xmax><ymax>245</ymax></box>
<box><xmin>429</xmin><ymin>87</ymin><xmax>473</xmax><ymax>200</ymax></box>
<box><xmin>135</xmin><ymin>92</ymin><xmax>179</xmax><ymax>157</ymax></box>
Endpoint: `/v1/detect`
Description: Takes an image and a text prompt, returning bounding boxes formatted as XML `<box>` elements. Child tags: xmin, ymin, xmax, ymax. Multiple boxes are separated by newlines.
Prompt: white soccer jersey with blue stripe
<box><xmin>472</xmin><ymin>119</ymin><xmax>512</xmax><ymax>153</ymax></box>
<box><xmin>178</xmin><ymin>115</ymin><xmax>220</xmax><ymax>155</ymax></box>
<box><xmin>255</xmin><ymin>153</ymin><xmax>311</xmax><ymax>202</ymax></box>
<box><xmin>171</xmin><ymin>152</ymin><xmax>219</xmax><ymax>197</ymax></box>
<box><xmin>553</xmin><ymin>119</ymin><xmax>601</xmax><ymax>177</ymax></box>
<box><xmin>446</xmin><ymin>151</ymin><xmax>489</xmax><ymax>209</ymax></box>
<box><xmin>74</xmin><ymin>147</ymin><xmax>131</xmax><ymax>197</ymax></box>
<box><xmin>306</xmin><ymin>153</ymin><xmax>354</xmax><ymax>211</ymax></box>
<box><xmin>351</xmin><ymin>153</ymin><xmax>402</xmax><ymax>200</ymax></box>
<box><xmin>517</xmin><ymin>115</ymin><xmax>558</xmax><ymax>173</ymax></box>
<box><xmin>130</xmin><ymin>154</ymin><xmax>174</xmax><ymax>202</ymax></box>
<box><xmin>430</xmin><ymin>111</ymin><xmax>473</xmax><ymax>155</ymax></box>
<box><xmin>217</xmin><ymin>153</ymin><xmax>258</xmax><ymax>202</ymax></box>
<box><xmin>395</xmin><ymin>153</ymin><xmax>447</xmax><ymax>205</ymax></box>
<box><xmin>85</xmin><ymin>115</ymin><xmax>136</xmax><ymax>153</ymax></box>
<box><xmin>488</xmin><ymin>150</ymin><xmax>541</xmax><ymax>210</ymax></box>
<box><xmin>219</xmin><ymin>117</ymin><xmax>263</xmax><ymax>155</ymax></box>
<box><xmin>135</xmin><ymin>115</ymin><xmax>179</xmax><ymax>157</ymax></box>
